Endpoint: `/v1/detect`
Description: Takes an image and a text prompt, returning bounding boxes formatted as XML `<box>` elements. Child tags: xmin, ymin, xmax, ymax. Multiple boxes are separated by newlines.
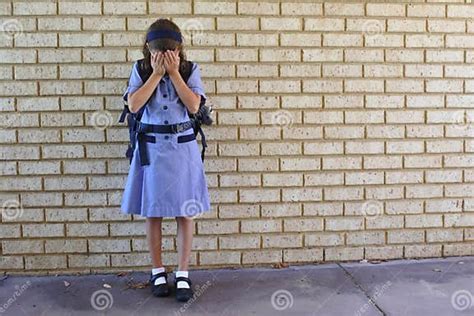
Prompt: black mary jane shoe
<box><xmin>149</xmin><ymin>271</ymin><xmax>170</xmax><ymax>297</ymax></box>
<box><xmin>174</xmin><ymin>276</ymin><xmax>194</xmax><ymax>302</ymax></box>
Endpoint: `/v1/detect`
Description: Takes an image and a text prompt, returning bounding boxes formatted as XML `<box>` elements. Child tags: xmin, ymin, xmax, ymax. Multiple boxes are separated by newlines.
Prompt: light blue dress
<box><xmin>120</xmin><ymin>60</ymin><xmax>211</xmax><ymax>218</ymax></box>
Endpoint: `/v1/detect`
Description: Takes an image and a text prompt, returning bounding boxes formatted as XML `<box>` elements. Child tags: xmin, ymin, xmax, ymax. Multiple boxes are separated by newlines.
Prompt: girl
<box><xmin>120</xmin><ymin>18</ymin><xmax>212</xmax><ymax>302</ymax></box>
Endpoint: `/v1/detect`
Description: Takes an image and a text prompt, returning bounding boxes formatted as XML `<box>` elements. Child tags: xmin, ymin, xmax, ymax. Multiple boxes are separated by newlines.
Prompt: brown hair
<box><xmin>140</xmin><ymin>18</ymin><xmax>188</xmax><ymax>75</ymax></box>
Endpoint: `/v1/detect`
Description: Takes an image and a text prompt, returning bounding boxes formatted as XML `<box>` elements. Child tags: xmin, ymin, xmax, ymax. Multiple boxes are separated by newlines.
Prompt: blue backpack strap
<box><xmin>119</xmin><ymin>92</ymin><xmax>129</xmax><ymax>123</ymax></box>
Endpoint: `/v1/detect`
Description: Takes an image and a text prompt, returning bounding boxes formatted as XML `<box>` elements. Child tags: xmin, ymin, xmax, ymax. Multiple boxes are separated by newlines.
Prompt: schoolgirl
<box><xmin>120</xmin><ymin>18</ymin><xmax>211</xmax><ymax>302</ymax></box>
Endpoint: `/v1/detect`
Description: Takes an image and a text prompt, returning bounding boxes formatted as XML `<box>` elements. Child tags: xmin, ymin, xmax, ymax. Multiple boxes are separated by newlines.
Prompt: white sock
<box><xmin>151</xmin><ymin>267</ymin><xmax>167</xmax><ymax>285</ymax></box>
<box><xmin>175</xmin><ymin>270</ymin><xmax>190</xmax><ymax>289</ymax></box>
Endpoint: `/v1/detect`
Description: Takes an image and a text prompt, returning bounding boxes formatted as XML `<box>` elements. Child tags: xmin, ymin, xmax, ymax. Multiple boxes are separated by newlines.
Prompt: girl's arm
<box><xmin>169</xmin><ymin>71</ymin><xmax>200</xmax><ymax>114</ymax></box>
<box><xmin>128</xmin><ymin>72</ymin><xmax>163</xmax><ymax>114</ymax></box>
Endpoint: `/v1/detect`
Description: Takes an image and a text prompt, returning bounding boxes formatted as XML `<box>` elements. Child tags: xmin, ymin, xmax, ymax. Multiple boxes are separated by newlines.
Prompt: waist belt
<box><xmin>136</xmin><ymin>120</ymin><xmax>194</xmax><ymax>166</ymax></box>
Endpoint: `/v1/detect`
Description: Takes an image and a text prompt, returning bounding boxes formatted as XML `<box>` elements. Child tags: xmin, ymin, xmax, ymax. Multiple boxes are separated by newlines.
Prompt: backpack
<box><xmin>118</xmin><ymin>58</ymin><xmax>213</xmax><ymax>165</ymax></box>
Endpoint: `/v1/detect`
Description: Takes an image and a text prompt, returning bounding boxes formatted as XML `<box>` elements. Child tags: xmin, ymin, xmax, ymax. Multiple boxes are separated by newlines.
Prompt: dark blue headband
<box><xmin>146</xmin><ymin>30</ymin><xmax>182</xmax><ymax>43</ymax></box>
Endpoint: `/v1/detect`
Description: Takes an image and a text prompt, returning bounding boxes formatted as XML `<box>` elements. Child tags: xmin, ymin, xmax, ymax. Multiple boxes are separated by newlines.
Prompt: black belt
<box><xmin>136</xmin><ymin>120</ymin><xmax>195</xmax><ymax>166</ymax></box>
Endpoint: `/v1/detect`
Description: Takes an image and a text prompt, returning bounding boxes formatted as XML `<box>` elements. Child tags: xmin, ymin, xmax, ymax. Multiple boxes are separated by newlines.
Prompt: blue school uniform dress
<box><xmin>120</xmin><ymin>61</ymin><xmax>211</xmax><ymax>218</ymax></box>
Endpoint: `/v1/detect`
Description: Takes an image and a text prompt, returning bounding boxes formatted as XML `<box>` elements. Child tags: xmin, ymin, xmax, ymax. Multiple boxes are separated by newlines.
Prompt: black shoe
<box><xmin>174</xmin><ymin>276</ymin><xmax>194</xmax><ymax>302</ymax></box>
<box><xmin>149</xmin><ymin>271</ymin><xmax>170</xmax><ymax>297</ymax></box>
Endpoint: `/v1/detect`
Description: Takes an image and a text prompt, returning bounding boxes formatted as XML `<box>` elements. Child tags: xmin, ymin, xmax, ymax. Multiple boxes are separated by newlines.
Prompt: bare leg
<box><xmin>175</xmin><ymin>216</ymin><xmax>194</xmax><ymax>270</ymax></box>
<box><xmin>146</xmin><ymin>217</ymin><xmax>163</xmax><ymax>268</ymax></box>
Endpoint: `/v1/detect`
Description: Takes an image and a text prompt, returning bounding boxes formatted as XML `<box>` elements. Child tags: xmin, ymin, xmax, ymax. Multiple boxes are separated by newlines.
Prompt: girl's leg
<box><xmin>175</xmin><ymin>216</ymin><xmax>194</xmax><ymax>270</ymax></box>
<box><xmin>146</xmin><ymin>217</ymin><xmax>164</xmax><ymax>267</ymax></box>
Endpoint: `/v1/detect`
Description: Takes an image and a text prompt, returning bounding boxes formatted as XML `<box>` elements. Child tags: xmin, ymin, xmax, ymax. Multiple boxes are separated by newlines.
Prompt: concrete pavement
<box><xmin>1</xmin><ymin>256</ymin><xmax>473</xmax><ymax>316</ymax></box>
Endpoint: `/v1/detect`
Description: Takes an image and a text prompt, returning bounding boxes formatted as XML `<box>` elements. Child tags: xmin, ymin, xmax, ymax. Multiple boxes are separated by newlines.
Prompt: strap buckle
<box><xmin>172</xmin><ymin>123</ymin><xmax>185</xmax><ymax>133</ymax></box>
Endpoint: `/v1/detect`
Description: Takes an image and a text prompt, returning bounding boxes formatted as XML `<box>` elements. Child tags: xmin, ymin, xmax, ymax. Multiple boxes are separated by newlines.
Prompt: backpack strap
<box><xmin>120</xmin><ymin>59</ymin><xmax>203</xmax><ymax>165</ymax></box>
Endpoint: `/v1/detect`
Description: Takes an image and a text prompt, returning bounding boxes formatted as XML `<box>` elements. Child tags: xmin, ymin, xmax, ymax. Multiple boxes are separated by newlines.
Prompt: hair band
<box><xmin>146</xmin><ymin>29</ymin><xmax>182</xmax><ymax>43</ymax></box>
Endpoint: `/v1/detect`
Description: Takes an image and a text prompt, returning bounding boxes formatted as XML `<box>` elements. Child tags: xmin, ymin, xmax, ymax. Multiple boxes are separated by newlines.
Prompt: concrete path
<box><xmin>1</xmin><ymin>256</ymin><xmax>473</xmax><ymax>316</ymax></box>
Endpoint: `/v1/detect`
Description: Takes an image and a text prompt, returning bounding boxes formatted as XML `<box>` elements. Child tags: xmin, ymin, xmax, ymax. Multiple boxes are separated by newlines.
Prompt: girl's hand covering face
<box><xmin>163</xmin><ymin>48</ymin><xmax>180</xmax><ymax>75</ymax></box>
<box><xmin>151</xmin><ymin>51</ymin><xmax>165</xmax><ymax>77</ymax></box>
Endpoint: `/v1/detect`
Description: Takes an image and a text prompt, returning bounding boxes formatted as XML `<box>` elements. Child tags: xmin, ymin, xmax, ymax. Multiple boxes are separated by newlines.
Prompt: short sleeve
<box><xmin>186</xmin><ymin>62</ymin><xmax>207</xmax><ymax>102</ymax></box>
<box><xmin>126</xmin><ymin>61</ymin><xmax>143</xmax><ymax>96</ymax></box>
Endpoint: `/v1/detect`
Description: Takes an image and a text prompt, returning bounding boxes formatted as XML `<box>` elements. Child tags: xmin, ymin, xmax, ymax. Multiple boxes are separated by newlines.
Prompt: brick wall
<box><xmin>1</xmin><ymin>0</ymin><xmax>474</xmax><ymax>275</ymax></box>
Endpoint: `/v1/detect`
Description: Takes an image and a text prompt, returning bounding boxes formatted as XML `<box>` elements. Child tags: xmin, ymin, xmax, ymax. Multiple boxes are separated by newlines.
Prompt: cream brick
<box><xmin>25</xmin><ymin>255</ymin><xmax>67</xmax><ymax>270</ymax></box>
<box><xmin>367</xmin><ymin>4</ymin><xmax>405</xmax><ymax>16</ymax></box>
<box><xmin>324</xmin><ymin>34</ymin><xmax>363</xmax><ymax>47</ymax></box>
<box><xmin>220</xmin><ymin>235</ymin><xmax>260</xmax><ymax>250</ymax></box>
<box><xmin>407</xmin><ymin>4</ymin><xmax>445</xmax><ymax>17</ymax></box>
<box><xmin>261</xmin><ymin>17</ymin><xmax>302</xmax><ymax>31</ymax></box>
<box><xmin>59</xmin><ymin>1</ymin><xmax>101</xmax><ymax>15</ymax></box>
<box><xmin>388</xmin><ymin>230</ymin><xmax>424</xmax><ymax>244</ymax></box>
<box><xmin>347</xmin><ymin>231</ymin><xmax>385</xmax><ymax>246</ymax></box>
<box><xmin>405</xmin><ymin>244</ymin><xmax>442</xmax><ymax>258</ymax></box>
<box><xmin>326</xmin><ymin>217</ymin><xmax>364</xmax><ymax>231</ymax></box>
<box><xmin>13</xmin><ymin>2</ymin><xmax>56</xmax><ymax>15</ymax></box>
<box><xmin>284</xmin><ymin>248</ymin><xmax>323</xmax><ymax>262</ymax></box>
<box><xmin>386</xmin><ymin>49</ymin><xmax>424</xmax><ymax>63</ymax></box>
<box><xmin>346</xmin><ymin>49</ymin><xmax>384</xmax><ymax>62</ymax></box>
<box><xmin>263</xmin><ymin>234</ymin><xmax>303</xmax><ymax>248</ymax></box>
<box><xmin>387</xmin><ymin>19</ymin><xmax>425</xmax><ymax>32</ymax></box>
<box><xmin>69</xmin><ymin>254</ymin><xmax>110</xmax><ymax>268</ymax></box>
<box><xmin>365</xmin><ymin>34</ymin><xmax>404</xmax><ymax>48</ymax></box>
<box><xmin>242</xmin><ymin>250</ymin><xmax>282</xmax><ymax>264</ymax></box>
<box><xmin>325</xmin><ymin>3</ymin><xmax>364</xmax><ymax>16</ymax></box>
<box><xmin>303</xmin><ymin>48</ymin><xmax>343</xmax><ymax>62</ymax></box>
<box><xmin>446</xmin><ymin>35</ymin><xmax>474</xmax><ymax>48</ymax></box>
<box><xmin>325</xmin><ymin>247</ymin><xmax>364</xmax><ymax>261</ymax></box>
<box><xmin>38</xmin><ymin>17</ymin><xmax>81</xmax><ymax>31</ymax></box>
<box><xmin>284</xmin><ymin>218</ymin><xmax>323</xmax><ymax>232</ymax></box>
<box><xmin>282</xmin><ymin>2</ymin><xmax>322</xmax><ymax>15</ymax></box>
<box><xmin>200</xmin><ymin>251</ymin><xmax>241</xmax><ymax>265</ymax></box>
<box><xmin>305</xmin><ymin>18</ymin><xmax>344</xmax><ymax>31</ymax></box>
<box><xmin>305</xmin><ymin>232</ymin><xmax>344</xmax><ymax>246</ymax></box>
<box><xmin>366</xmin><ymin>246</ymin><xmax>403</xmax><ymax>260</ymax></box>
<box><xmin>447</xmin><ymin>4</ymin><xmax>474</xmax><ymax>18</ymax></box>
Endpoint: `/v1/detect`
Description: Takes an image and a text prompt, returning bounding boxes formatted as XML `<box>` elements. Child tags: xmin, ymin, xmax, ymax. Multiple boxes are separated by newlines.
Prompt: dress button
<box><xmin>164</xmin><ymin>135</ymin><xmax>169</xmax><ymax>140</ymax></box>
<box><xmin>163</xmin><ymin>105</ymin><xmax>168</xmax><ymax>110</ymax></box>
<box><xmin>164</xmin><ymin>120</ymin><xmax>168</xmax><ymax>124</ymax></box>
<box><xmin>163</xmin><ymin>94</ymin><xmax>168</xmax><ymax>98</ymax></box>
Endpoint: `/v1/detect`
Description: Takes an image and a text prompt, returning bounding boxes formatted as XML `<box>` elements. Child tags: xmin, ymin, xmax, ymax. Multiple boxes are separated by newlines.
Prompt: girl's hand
<box><xmin>151</xmin><ymin>51</ymin><xmax>165</xmax><ymax>77</ymax></box>
<box><xmin>163</xmin><ymin>48</ymin><xmax>180</xmax><ymax>76</ymax></box>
